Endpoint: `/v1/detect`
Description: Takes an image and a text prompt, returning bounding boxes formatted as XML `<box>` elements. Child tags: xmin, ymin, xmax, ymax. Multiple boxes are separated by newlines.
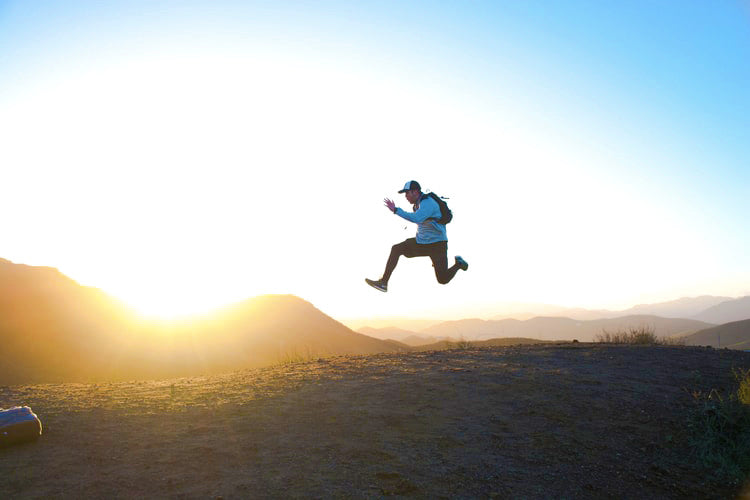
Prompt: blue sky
<box><xmin>1</xmin><ymin>1</ymin><xmax>748</xmax><ymax>319</ymax></box>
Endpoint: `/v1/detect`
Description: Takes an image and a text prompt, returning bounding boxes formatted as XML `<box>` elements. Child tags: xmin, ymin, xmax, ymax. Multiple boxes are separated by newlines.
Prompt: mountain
<box><xmin>682</xmin><ymin>319</ymin><xmax>750</xmax><ymax>350</ymax></box>
<box><xmin>413</xmin><ymin>337</ymin><xmax>552</xmax><ymax>351</ymax></box>
<box><xmin>180</xmin><ymin>294</ymin><xmax>408</xmax><ymax>366</ymax></box>
<box><xmin>422</xmin><ymin>318</ymin><xmax>523</xmax><ymax>339</ymax></box>
<box><xmin>0</xmin><ymin>259</ymin><xmax>405</xmax><ymax>384</ymax></box>
<box><xmin>552</xmin><ymin>308</ymin><xmax>614</xmax><ymax>321</ymax></box>
<box><xmin>692</xmin><ymin>296</ymin><xmax>750</xmax><ymax>325</ymax></box>
<box><xmin>421</xmin><ymin>316</ymin><xmax>715</xmax><ymax>342</ymax></box>
<box><xmin>342</xmin><ymin>317</ymin><xmax>442</xmax><ymax>331</ymax></box>
<box><xmin>357</xmin><ymin>326</ymin><xmax>421</xmax><ymax>342</ymax></box>
<box><xmin>357</xmin><ymin>326</ymin><xmax>444</xmax><ymax>346</ymax></box>
<box><xmin>489</xmin><ymin>303</ymin><xmax>571</xmax><ymax>320</ymax></box>
<box><xmin>489</xmin><ymin>296</ymin><xmax>733</xmax><ymax>322</ymax></box>
<box><xmin>399</xmin><ymin>335</ymin><xmax>444</xmax><ymax>346</ymax></box>
<box><xmin>620</xmin><ymin>296</ymin><xmax>734</xmax><ymax>319</ymax></box>
<box><xmin>0</xmin><ymin>258</ymin><xmax>139</xmax><ymax>383</ymax></box>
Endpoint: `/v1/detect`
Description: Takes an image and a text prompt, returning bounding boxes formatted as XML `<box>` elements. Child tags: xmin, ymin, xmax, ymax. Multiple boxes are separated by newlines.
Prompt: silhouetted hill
<box><xmin>0</xmin><ymin>258</ymin><xmax>139</xmax><ymax>383</ymax></box>
<box><xmin>413</xmin><ymin>337</ymin><xmax>552</xmax><ymax>351</ymax></box>
<box><xmin>357</xmin><ymin>326</ymin><xmax>443</xmax><ymax>346</ymax></box>
<box><xmin>399</xmin><ymin>335</ymin><xmax>444</xmax><ymax>346</ymax></box>
<box><xmin>357</xmin><ymin>326</ymin><xmax>420</xmax><ymax>342</ymax></box>
<box><xmin>176</xmin><ymin>295</ymin><xmax>408</xmax><ymax>368</ymax></box>
<box><xmin>489</xmin><ymin>303</ymin><xmax>573</xmax><ymax>320</ymax></box>
<box><xmin>621</xmin><ymin>295</ymin><xmax>732</xmax><ymax>319</ymax></box>
<box><xmin>692</xmin><ymin>296</ymin><xmax>750</xmax><ymax>324</ymax></box>
<box><xmin>342</xmin><ymin>317</ymin><xmax>441</xmax><ymax>331</ymax></box>
<box><xmin>489</xmin><ymin>296</ymin><xmax>733</xmax><ymax>321</ymax></box>
<box><xmin>0</xmin><ymin>259</ymin><xmax>405</xmax><ymax>384</ymax></box>
<box><xmin>421</xmin><ymin>315</ymin><xmax>715</xmax><ymax>342</ymax></box>
<box><xmin>421</xmin><ymin>318</ymin><xmax>523</xmax><ymax>339</ymax></box>
<box><xmin>550</xmin><ymin>308</ymin><xmax>612</xmax><ymax>320</ymax></box>
<box><xmin>380</xmin><ymin>338</ymin><xmax>413</xmax><ymax>350</ymax></box>
<box><xmin>682</xmin><ymin>319</ymin><xmax>750</xmax><ymax>350</ymax></box>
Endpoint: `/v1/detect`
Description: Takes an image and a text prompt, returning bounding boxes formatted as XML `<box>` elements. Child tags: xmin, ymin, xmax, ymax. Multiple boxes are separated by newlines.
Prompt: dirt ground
<box><xmin>2</xmin><ymin>343</ymin><xmax>750</xmax><ymax>499</ymax></box>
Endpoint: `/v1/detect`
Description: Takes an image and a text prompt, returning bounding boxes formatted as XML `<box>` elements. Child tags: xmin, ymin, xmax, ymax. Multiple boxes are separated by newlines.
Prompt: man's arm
<box><xmin>394</xmin><ymin>197</ymin><xmax>439</xmax><ymax>224</ymax></box>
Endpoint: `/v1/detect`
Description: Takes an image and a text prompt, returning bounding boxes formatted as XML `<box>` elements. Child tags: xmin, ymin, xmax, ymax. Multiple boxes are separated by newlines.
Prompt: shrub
<box><xmin>736</xmin><ymin>368</ymin><xmax>750</xmax><ymax>405</ymax></box>
<box><xmin>449</xmin><ymin>337</ymin><xmax>473</xmax><ymax>350</ymax></box>
<box><xmin>276</xmin><ymin>347</ymin><xmax>317</xmax><ymax>365</ymax></box>
<box><xmin>594</xmin><ymin>326</ymin><xmax>686</xmax><ymax>345</ymax></box>
<box><xmin>687</xmin><ymin>368</ymin><xmax>750</xmax><ymax>483</ymax></box>
<box><xmin>595</xmin><ymin>326</ymin><xmax>659</xmax><ymax>344</ymax></box>
<box><xmin>661</xmin><ymin>335</ymin><xmax>687</xmax><ymax>346</ymax></box>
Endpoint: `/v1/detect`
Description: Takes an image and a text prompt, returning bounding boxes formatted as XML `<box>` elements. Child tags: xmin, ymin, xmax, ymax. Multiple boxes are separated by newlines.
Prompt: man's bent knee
<box><xmin>436</xmin><ymin>273</ymin><xmax>451</xmax><ymax>285</ymax></box>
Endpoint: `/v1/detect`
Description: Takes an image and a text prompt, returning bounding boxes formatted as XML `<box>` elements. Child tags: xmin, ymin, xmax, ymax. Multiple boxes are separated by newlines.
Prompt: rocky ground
<box><xmin>2</xmin><ymin>343</ymin><xmax>750</xmax><ymax>498</ymax></box>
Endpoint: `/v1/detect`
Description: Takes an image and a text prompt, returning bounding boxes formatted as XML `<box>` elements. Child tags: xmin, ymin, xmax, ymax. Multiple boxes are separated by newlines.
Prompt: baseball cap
<box><xmin>398</xmin><ymin>180</ymin><xmax>421</xmax><ymax>193</ymax></box>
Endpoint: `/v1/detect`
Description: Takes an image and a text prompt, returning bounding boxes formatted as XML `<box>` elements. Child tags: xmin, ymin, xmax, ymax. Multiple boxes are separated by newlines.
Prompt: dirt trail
<box><xmin>2</xmin><ymin>344</ymin><xmax>750</xmax><ymax>498</ymax></box>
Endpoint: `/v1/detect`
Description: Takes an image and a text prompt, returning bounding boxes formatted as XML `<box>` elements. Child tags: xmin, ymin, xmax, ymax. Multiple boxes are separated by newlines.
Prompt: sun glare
<box><xmin>114</xmin><ymin>288</ymin><xmax>228</xmax><ymax>319</ymax></box>
<box><xmin>3</xmin><ymin>37</ymin><xmax>743</xmax><ymax>322</ymax></box>
<box><xmin>5</xmin><ymin>50</ymin><xmax>517</xmax><ymax>320</ymax></box>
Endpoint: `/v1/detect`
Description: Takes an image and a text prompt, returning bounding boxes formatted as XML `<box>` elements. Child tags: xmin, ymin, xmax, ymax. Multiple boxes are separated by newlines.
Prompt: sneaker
<box><xmin>365</xmin><ymin>278</ymin><xmax>388</xmax><ymax>293</ymax></box>
<box><xmin>455</xmin><ymin>256</ymin><xmax>469</xmax><ymax>271</ymax></box>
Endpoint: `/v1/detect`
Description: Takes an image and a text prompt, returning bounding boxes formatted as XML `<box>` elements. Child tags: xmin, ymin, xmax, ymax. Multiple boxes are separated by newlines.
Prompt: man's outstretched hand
<box><xmin>384</xmin><ymin>198</ymin><xmax>396</xmax><ymax>213</ymax></box>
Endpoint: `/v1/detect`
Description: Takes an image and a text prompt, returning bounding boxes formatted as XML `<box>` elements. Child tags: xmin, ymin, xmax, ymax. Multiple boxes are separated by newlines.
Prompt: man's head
<box><xmin>398</xmin><ymin>180</ymin><xmax>422</xmax><ymax>204</ymax></box>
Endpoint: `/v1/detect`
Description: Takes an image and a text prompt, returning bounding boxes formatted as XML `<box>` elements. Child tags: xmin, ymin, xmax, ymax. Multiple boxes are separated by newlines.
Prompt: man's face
<box><xmin>405</xmin><ymin>189</ymin><xmax>420</xmax><ymax>204</ymax></box>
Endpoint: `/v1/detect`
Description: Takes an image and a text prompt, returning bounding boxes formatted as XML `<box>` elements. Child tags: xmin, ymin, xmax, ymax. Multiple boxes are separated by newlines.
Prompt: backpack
<box><xmin>422</xmin><ymin>192</ymin><xmax>453</xmax><ymax>225</ymax></box>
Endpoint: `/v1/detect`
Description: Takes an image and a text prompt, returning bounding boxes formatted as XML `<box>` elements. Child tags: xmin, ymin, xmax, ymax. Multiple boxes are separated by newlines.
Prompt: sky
<box><xmin>1</xmin><ymin>1</ymin><xmax>749</xmax><ymax>321</ymax></box>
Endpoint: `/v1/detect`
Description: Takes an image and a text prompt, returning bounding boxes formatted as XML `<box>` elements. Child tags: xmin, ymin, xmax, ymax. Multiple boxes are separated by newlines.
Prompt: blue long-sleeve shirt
<box><xmin>394</xmin><ymin>195</ymin><xmax>447</xmax><ymax>244</ymax></box>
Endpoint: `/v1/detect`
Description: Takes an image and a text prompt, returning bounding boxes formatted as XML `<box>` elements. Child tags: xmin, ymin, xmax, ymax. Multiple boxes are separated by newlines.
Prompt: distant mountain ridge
<box><xmin>0</xmin><ymin>259</ymin><xmax>405</xmax><ymax>384</ymax></box>
<box><xmin>489</xmin><ymin>296</ymin><xmax>734</xmax><ymax>321</ymax></box>
<box><xmin>691</xmin><ymin>296</ymin><xmax>750</xmax><ymax>325</ymax></box>
<box><xmin>359</xmin><ymin>315</ymin><xmax>715</xmax><ymax>344</ymax></box>
<box><xmin>360</xmin><ymin>296</ymin><xmax>742</xmax><ymax>330</ymax></box>
<box><xmin>357</xmin><ymin>326</ymin><xmax>448</xmax><ymax>346</ymax></box>
<box><xmin>682</xmin><ymin>319</ymin><xmax>750</xmax><ymax>350</ymax></box>
<box><xmin>613</xmin><ymin>296</ymin><xmax>733</xmax><ymax>319</ymax></box>
<box><xmin>419</xmin><ymin>316</ymin><xmax>714</xmax><ymax>342</ymax></box>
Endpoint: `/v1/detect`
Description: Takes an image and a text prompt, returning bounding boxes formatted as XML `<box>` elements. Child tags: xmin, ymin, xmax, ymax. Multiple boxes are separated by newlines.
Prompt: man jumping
<box><xmin>366</xmin><ymin>180</ymin><xmax>468</xmax><ymax>292</ymax></box>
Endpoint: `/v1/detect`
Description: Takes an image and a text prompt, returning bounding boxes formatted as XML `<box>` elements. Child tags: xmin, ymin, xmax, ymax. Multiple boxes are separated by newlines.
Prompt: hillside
<box><xmin>693</xmin><ymin>296</ymin><xmax>750</xmax><ymax>325</ymax></box>
<box><xmin>342</xmin><ymin>317</ymin><xmax>442</xmax><ymax>331</ymax></box>
<box><xmin>683</xmin><ymin>319</ymin><xmax>750</xmax><ymax>350</ymax></box>
<box><xmin>347</xmin><ymin>296</ymin><xmax>738</xmax><ymax>331</ymax></box>
<box><xmin>412</xmin><ymin>337</ymin><xmax>552</xmax><ymax>351</ymax></box>
<box><xmin>357</xmin><ymin>326</ymin><xmax>447</xmax><ymax>346</ymax></box>
<box><xmin>2</xmin><ymin>344</ymin><xmax>749</xmax><ymax>498</ymax></box>
<box><xmin>618</xmin><ymin>295</ymin><xmax>733</xmax><ymax>319</ymax></box>
<box><xmin>0</xmin><ymin>259</ymin><xmax>404</xmax><ymax>384</ymax></box>
<box><xmin>0</xmin><ymin>258</ymin><xmax>139</xmax><ymax>383</ymax></box>
<box><xmin>421</xmin><ymin>315</ymin><xmax>714</xmax><ymax>342</ymax></box>
<box><xmin>487</xmin><ymin>296</ymin><xmax>733</xmax><ymax>321</ymax></box>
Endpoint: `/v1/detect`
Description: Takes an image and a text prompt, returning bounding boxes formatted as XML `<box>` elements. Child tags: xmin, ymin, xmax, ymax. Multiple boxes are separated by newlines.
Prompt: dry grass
<box><xmin>595</xmin><ymin>325</ymin><xmax>685</xmax><ymax>346</ymax></box>
<box><xmin>450</xmin><ymin>337</ymin><xmax>474</xmax><ymax>350</ymax></box>
<box><xmin>276</xmin><ymin>347</ymin><xmax>320</xmax><ymax>366</ymax></box>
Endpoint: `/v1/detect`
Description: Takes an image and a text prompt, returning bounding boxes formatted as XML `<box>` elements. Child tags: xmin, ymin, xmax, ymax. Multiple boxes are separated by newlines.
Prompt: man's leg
<box><xmin>382</xmin><ymin>238</ymin><xmax>420</xmax><ymax>283</ymax></box>
<box><xmin>428</xmin><ymin>242</ymin><xmax>461</xmax><ymax>284</ymax></box>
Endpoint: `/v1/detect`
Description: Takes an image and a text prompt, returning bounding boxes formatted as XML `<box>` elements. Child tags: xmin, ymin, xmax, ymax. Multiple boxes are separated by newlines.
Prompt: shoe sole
<box><xmin>365</xmin><ymin>279</ymin><xmax>387</xmax><ymax>293</ymax></box>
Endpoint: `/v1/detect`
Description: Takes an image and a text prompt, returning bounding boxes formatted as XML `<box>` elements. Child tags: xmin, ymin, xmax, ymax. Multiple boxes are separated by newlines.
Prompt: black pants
<box><xmin>382</xmin><ymin>238</ymin><xmax>460</xmax><ymax>285</ymax></box>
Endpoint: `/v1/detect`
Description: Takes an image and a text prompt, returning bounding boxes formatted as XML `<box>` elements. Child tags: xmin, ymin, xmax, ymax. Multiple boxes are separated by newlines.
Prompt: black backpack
<box><xmin>421</xmin><ymin>192</ymin><xmax>453</xmax><ymax>225</ymax></box>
